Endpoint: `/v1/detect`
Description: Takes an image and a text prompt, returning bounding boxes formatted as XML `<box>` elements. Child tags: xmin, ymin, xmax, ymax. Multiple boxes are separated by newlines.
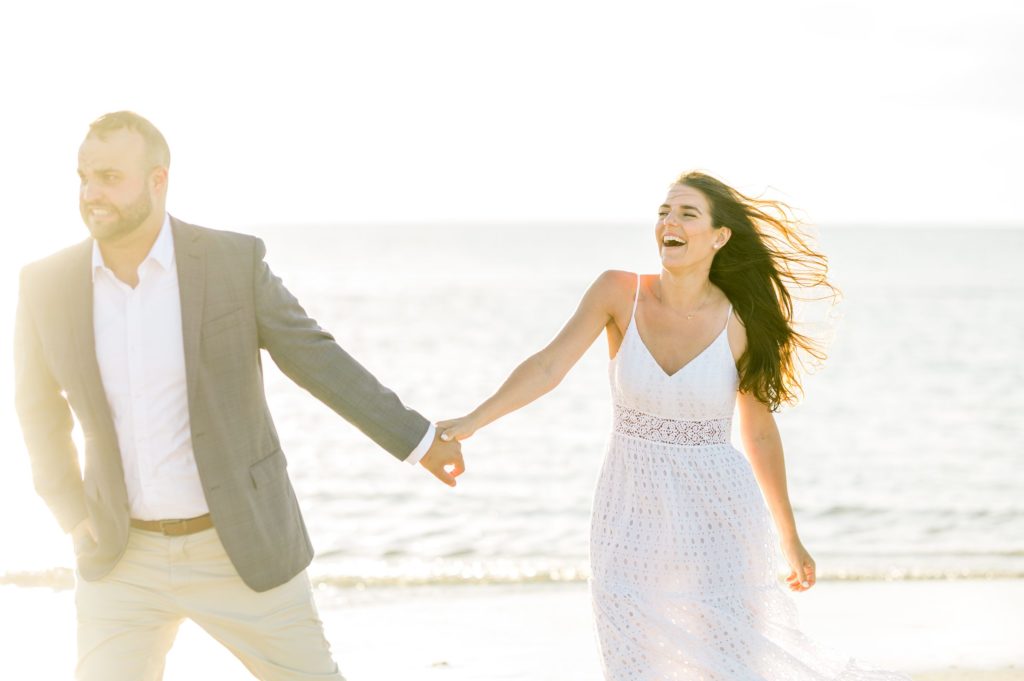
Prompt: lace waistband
<box><xmin>612</xmin><ymin>405</ymin><xmax>732</xmax><ymax>446</ymax></box>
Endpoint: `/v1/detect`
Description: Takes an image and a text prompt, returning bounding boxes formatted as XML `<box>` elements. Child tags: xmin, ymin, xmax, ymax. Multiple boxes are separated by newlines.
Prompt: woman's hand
<box><xmin>781</xmin><ymin>536</ymin><xmax>816</xmax><ymax>592</ymax></box>
<box><xmin>437</xmin><ymin>415</ymin><xmax>482</xmax><ymax>443</ymax></box>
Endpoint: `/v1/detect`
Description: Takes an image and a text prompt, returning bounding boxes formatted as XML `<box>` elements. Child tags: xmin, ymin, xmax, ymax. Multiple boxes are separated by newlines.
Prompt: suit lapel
<box><xmin>172</xmin><ymin>217</ymin><xmax>206</xmax><ymax>413</ymax></box>
<box><xmin>68</xmin><ymin>240</ymin><xmax>126</xmax><ymax>484</ymax></box>
<box><xmin>68</xmin><ymin>241</ymin><xmax>119</xmax><ymax>434</ymax></box>
<box><xmin>67</xmin><ymin>240</ymin><xmax>96</xmax><ymax>373</ymax></box>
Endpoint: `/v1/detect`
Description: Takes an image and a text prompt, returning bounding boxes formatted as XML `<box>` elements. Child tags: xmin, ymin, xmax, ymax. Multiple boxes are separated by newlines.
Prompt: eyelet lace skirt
<box><xmin>589</xmin><ymin>404</ymin><xmax>911</xmax><ymax>680</ymax></box>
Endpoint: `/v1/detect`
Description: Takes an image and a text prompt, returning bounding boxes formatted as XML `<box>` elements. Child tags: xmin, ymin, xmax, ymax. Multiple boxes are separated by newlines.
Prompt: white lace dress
<box><xmin>589</xmin><ymin>276</ymin><xmax>910</xmax><ymax>680</ymax></box>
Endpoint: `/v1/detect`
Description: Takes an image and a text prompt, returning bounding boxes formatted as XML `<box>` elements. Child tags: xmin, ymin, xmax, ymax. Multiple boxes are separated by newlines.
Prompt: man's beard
<box><xmin>82</xmin><ymin>190</ymin><xmax>153</xmax><ymax>243</ymax></box>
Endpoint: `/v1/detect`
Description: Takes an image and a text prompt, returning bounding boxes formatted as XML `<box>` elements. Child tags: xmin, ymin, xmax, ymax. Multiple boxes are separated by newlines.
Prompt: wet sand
<box><xmin>2</xmin><ymin>579</ymin><xmax>1021</xmax><ymax>679</ymax></box>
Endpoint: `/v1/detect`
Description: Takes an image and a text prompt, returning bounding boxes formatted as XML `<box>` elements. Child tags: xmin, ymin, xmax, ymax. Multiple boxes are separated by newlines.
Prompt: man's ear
<box><xmin>150</xmin><ymin>166</ymin><xmax>169</xmax><ymax>196</ymax></box>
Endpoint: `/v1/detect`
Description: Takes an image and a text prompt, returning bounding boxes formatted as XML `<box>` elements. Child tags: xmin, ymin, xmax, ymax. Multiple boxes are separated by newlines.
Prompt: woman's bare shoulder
<box><xmin>582</xmin><ymin>270</ymin><xmax>639</xmax><ymax>326</ymax></box>
<box><xmin>588</xmin><ymin>269</ymin><xmax>639</xmax><ymax>305</ymax></box>
<box><xmin>594</xmin><ymin>269</ymin><xmax>638</xmax><ymax>289</ymax></box>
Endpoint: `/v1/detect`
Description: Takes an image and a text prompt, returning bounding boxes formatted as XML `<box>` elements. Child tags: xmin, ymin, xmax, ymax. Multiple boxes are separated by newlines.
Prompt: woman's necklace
<box><xmin>653</xmin><ymin>278</ymin><xmax>714</xmax><ymax>320</ymax></box>
<box><xmin>684</xmin><ymin>284</ymin><xmax>713</xmax><ymax>320</ymax></box>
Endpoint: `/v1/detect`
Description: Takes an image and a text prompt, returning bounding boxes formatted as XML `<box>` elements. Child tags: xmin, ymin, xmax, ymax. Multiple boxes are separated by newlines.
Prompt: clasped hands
<box><xmin>418</xmin><ymin>414</ymin><xmax>480</xmax><ymax>487</ymax></box>
<box><xmin>417</xmin><ymin>420</ymin><xmax>471</xmax><ymax>487</ymax></box>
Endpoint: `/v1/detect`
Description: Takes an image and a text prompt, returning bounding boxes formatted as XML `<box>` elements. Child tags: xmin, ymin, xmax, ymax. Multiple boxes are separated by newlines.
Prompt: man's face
<box><xmin>77</xmin><ymin>129</ymin><xmax>157</xmax><ymax>242</ymax></box>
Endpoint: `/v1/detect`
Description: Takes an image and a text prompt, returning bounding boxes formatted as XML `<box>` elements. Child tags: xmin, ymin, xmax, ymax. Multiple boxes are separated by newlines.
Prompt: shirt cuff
<box><xmin>404</xmin><ymin>424</ymin><xmax>436</xmax><ymax>466</ymax></box>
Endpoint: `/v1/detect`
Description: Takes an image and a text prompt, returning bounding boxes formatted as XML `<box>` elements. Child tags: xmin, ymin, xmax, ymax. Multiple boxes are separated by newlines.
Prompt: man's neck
<box><xmin>97</xmin><ymin>213</ymin><xmax>166</xmax><ymax>288</ymax></box>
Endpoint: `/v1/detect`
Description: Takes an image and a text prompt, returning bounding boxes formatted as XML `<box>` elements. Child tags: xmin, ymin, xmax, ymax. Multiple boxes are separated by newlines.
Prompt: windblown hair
<box><xmin>677</xmin><ymin>171</ymin><xmax>838</xmax><ymax>411</ymax></box>
<box><xmin>87</xmin><ymin>111</ymin><xmax>170</xmax><ymax>168</ymax></box>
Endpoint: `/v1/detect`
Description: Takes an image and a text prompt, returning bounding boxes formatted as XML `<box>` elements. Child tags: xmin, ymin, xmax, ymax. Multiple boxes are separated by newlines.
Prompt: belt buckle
<box><xmin>158</xmin><ymin>518</ymin><xmax>187</xmax><ymax>536</ymax></box>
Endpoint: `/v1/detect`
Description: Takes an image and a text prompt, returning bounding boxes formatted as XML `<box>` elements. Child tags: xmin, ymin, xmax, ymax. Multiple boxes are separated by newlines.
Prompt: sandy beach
<box><xmin>2</xmin><ymin>578</ymin><xmax>1020</xmax><ymax>680</ymax></box>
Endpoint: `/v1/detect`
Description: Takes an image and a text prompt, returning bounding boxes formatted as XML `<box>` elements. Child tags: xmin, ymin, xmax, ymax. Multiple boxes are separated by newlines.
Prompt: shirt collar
<box><xmin>92</xmin><ymin>213</ymin><xmax>174</xmax><ymax>282</ymax></box>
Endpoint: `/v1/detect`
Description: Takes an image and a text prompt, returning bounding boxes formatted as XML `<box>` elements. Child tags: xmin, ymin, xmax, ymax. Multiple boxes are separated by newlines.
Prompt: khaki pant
<box><xmin>74</xmin><ymin>526</ymin><xmax>344</xmax><ymax>681</ymax></box>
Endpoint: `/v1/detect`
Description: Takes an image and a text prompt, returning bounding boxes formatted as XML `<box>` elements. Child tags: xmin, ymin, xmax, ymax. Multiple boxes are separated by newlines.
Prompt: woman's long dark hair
<box><xmin>677</xmin><ymin>171</ymin><xmax>838</xmax><ymax>411</ymax></box>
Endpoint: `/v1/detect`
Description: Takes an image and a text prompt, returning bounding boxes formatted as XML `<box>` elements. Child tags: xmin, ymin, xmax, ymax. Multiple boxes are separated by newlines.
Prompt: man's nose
<box><xmin>80</xmin><ymin>181</ymin><xmax>104</xmax><ymax>203</ymax></box>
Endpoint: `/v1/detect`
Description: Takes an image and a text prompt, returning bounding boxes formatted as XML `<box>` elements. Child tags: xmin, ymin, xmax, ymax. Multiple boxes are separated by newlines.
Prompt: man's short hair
<box><xmin>87</xmin><ymin>111</ymin><xmax>171</xmax><ymax>168</ymax></box>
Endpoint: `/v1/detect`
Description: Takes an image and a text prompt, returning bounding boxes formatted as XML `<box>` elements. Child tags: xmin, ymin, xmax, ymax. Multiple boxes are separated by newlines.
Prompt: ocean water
<box><xmin>1</xmin><ymin>223</ymin><xmax>1022</xmax><ymax>589</ymax></box>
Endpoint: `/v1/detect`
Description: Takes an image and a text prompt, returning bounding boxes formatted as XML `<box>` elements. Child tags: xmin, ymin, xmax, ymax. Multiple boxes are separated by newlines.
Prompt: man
<box><xmin>14</xmin><ymin>111</ymin><xmax>465</xmax><ymax>680</ymax></box>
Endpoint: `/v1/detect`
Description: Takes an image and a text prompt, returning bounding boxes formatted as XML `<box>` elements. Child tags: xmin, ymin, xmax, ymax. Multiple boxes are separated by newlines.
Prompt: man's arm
<box><xmin>13</xmin><ymin>269</ymin><xmax>88</xmax><ymax>533</ymax></box>
<box><xmin>250</xmin><ymin>237</ymin><xmax>463</xmax><ymax>481</ymax></box>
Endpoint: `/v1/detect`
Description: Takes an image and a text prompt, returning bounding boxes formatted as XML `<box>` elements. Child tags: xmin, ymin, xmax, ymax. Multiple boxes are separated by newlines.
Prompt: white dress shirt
<box><xmin>93</xmin><ymin>215</ymin><xmax>433</xmax><ymax>521</ymax></box>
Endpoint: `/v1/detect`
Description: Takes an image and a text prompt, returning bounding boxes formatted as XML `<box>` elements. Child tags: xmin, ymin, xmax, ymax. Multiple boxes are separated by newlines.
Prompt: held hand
<box><xmin>781</xmin><ymin>537</ymin><xmax>816</xmax><ymax>592</ymax></box>
<box><xmin>436</xmin><ymin>415</ymin><xmax>481</xmax><ymax>443</ymax></box>
<box><xmin>71</xmin><ymin>517</ymin><xmax>97</xmax><ymax>555</ymax></box>
<box><xmin>419</xmin><ymin>429</ymin><xmax>466</xmax><ymax>487</ymax></box>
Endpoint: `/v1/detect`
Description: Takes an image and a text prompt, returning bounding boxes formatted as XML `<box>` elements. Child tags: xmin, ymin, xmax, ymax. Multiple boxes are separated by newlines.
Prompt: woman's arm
<box><xmin>737</xmin><ymin>390</ymin><xmax>817</xmax><ymax>591</ymax></box>
<box><xmin>737</xmin><ymin>392</ymin><xmax>799</xmax><ymax>541</ymax></box>
<box><xmin>439</xmin><ymin>270</ymin><xmax>630</xmax><ymax>440</ymax></box>
<box><xmin>731</xmin><ymin>311</ymin><xmax>816</xmax><ymax>591</ymax></box>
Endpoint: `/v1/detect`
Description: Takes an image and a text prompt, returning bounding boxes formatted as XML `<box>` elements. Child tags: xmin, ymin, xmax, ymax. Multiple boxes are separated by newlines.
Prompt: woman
<box><xmin>438</xmin><ymin>172</ymin><xmax>910</xmax><ymax>680</ymax></box>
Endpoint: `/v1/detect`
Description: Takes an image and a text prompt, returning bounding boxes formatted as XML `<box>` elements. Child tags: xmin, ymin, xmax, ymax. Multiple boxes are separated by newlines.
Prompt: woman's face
<box><xmin>655</xmin><ymin>184</ymin><xmax>726</xmax><ymax>270</ymax></box>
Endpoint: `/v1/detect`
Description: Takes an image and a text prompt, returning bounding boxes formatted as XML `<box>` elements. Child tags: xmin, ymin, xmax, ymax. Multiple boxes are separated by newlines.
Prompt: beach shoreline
<box><xmin>3</xmin><ymin>578</ymin><xmax>1021</xmax><ymax>680</ymax></box>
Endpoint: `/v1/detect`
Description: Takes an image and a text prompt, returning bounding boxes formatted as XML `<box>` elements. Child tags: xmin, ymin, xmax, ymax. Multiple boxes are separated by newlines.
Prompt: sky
<box><xmin>1</xmin><ymin>0</ymin><xmax>1022</xmax><ymax>251</ymax></box>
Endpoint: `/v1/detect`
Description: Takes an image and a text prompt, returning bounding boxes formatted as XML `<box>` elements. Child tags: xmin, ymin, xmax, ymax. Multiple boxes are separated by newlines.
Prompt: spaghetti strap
<box><xmin>721</xmin><ymin>304</ymin><xmax>733</xmax><ymax>335</ymax></box>
<box><xmin>630</xmin><ymin>274</ymin><xmax>641</xmax><ymax>323</ymax></box>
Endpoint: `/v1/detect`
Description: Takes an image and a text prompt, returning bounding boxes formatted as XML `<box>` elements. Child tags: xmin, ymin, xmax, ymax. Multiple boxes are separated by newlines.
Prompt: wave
<box><xmin>822</xmin><ymin>550</ymin><xmax>1024</xmax><ymax>558</ymax></box>
<box><xmin>814</xmin><ymin>505</ymin><xmax>1024</xmax><ymax>520</ymax></box>
<box><xmin>6</xmin><ymin>565</ymin><xmax>1024</xmax><ymax>591</ymax></box>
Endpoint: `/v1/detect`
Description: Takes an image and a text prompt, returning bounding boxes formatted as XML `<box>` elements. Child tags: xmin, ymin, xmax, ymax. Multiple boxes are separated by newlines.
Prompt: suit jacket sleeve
<box><xmin>13</xmin><ymin>268</ymin><xmax>88</xmax><ymax>533</ymax></box>
<box><xmin>250</xmin><ymin>238</ymin><xmax>431</xmax><ymax>460</ymax></box>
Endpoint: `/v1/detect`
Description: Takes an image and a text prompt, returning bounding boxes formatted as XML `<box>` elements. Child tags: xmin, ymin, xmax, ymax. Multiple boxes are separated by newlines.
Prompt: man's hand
<box><xmin>419</xmin><ymin>429</ymin><xmax>466</xmax><ymax>487</ymax></box>
<box><xmin>71</xmin><ymin>517</ymin><xmax>97</xmax><ymax>555</ymax></box>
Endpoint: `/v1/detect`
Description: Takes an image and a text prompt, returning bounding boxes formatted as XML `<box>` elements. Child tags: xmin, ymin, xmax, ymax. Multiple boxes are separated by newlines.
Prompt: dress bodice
<box><xmin>609</xmin><ymin>274</ymin><xmax>739</xmax><ymax>422</ymax></box>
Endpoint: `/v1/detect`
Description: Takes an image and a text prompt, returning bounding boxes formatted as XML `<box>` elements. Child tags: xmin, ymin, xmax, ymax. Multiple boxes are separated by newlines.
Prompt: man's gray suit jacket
<box><xmin>14</xmin><ymin>216</ymin><xmax>431</xmax><ymax>592</ymax></box>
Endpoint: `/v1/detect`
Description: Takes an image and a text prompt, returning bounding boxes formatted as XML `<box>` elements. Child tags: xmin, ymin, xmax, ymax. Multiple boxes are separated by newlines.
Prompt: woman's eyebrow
<box><xmin>661</xmin><ymin>203</ymin><xmax>703</xmax><ymax>214</ymax></box>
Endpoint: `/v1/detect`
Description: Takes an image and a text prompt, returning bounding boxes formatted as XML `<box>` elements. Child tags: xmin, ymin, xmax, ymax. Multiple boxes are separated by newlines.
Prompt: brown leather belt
<box><xmin>130</xmin><ymin>513</ymin><xmax>214</xmax><ymax>536</ymax></box>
